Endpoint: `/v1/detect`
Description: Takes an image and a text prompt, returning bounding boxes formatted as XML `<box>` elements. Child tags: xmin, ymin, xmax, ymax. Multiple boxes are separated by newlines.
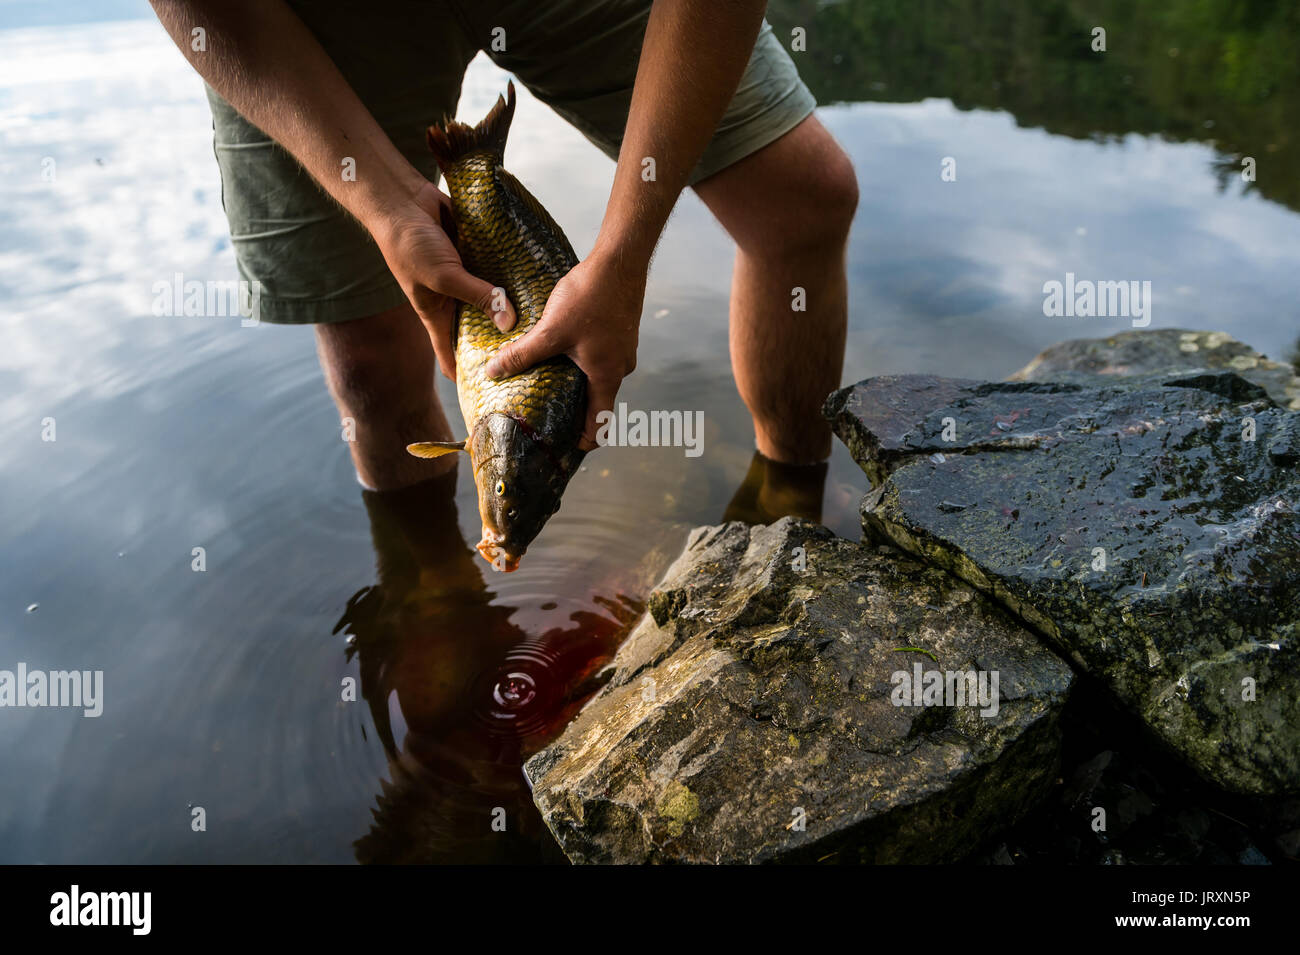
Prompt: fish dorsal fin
<box><xmin>496</xmin><ymin>167</ymin><xmax>579</xmax><ymax>268</ymax></box>
<box><xmin>427</xmin><ymin>81</ymin><xmax>517</xmax><ymax>167</ymax></box>
<box><xmin>406</xmin><ymin>440</ymin><xmax>466</xmax><ymax>459</ymax></box>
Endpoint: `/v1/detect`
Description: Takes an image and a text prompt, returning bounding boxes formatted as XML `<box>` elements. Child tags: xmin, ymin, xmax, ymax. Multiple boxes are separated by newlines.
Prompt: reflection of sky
<box><xmin>826</xmin><ymin>98</ymin><xmax>1300</xmax><ymax>382</ymax></box>
<box><xmin>1</xmin><ymin>13</ymin><xmax>1298</xmax><ymax>862</ymax></box>
<box><xmin>3</xmin><ymin>18</ymin><xmax>1298</xmax><ymax>406</ymax></box>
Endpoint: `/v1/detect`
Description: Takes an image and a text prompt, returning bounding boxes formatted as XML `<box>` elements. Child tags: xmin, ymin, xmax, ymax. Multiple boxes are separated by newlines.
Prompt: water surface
<box><xmin>1</xmin><ymin>0</ymin><xmax>1297</xmax><ymax>862</ymax></box>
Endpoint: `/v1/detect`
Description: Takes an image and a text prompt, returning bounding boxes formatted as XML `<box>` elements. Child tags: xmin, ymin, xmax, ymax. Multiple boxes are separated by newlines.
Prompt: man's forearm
<box><xmin>593</xmin><ymin>0</ymin><xmax>766</xmax><ymax>272</ymax></box>
<box><xmin>150</xmin><ymin>0</ymin><xmax>425</xmax><ymax>236</ymax></box>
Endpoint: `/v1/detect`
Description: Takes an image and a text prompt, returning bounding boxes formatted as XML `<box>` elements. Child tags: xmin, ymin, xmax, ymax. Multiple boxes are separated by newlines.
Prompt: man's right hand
<box><xmin>374</xmin><ymin>181</ymin><xmax>517</xmax><ymax>380</ymax></box>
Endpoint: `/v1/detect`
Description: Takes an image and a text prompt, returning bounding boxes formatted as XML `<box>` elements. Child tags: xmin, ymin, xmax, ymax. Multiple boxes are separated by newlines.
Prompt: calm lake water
<box><xmin>2</xmin><ymin>0</ymin><xmax>1297</xmax><ymax>862</ymax></box>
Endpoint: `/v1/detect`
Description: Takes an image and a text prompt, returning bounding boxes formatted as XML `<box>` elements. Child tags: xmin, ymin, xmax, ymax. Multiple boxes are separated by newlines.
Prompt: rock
<box><xmin>524</xmin><ymin>518</ymin><xmax>1073</xmax><ymax>864</ymax></box>
<box><xmin>1239</xmin><ymin>845</ymin><xmax>1272</xmax><ymax>865</ymax></box>
<box><xmin>826</xmin><ymin>370</ymin><xmax>1300</xmax><ymax>795</ymax></box>
<box><xmin>820</xmin><ymin>374</ymin><xmax>984</xmax><ymax>486</ymax></box>
<box><xmin>1010</xmin><ymin>328</ymin><xmax>1300</xmax><ymax>411</ymax></box>
<box><xmin>988</xmin><ymin>678</ymin><xmax>1296</xmax><ymax>864</ymax></box>
<box><xmin>989</xmin><ymin>843</ymin><xmax>1015</xmax><ymax>864</ymax></box>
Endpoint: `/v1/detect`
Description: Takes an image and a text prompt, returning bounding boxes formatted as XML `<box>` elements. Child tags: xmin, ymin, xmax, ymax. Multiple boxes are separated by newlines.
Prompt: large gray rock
<box><xmin>826</xmin><ymin>370</ymin><xmax>1300</xmax><ymax>795</ymax></box>
<box><xmin>1010</xmin><ymin>328</ymin><xmax>1300</xmax><ymax>411</ymax></box>
<box><xmin>524</xmin><ymin>518</ymin><xmax>1073</xmax><ymax>863</ymax></box>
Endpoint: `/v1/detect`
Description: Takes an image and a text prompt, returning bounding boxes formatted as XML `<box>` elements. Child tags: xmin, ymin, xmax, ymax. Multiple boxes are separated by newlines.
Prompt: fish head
<box><xmin>470</xmin><ymin>413</ymin><xmax>573</xmax><ymax>572</ymax></box>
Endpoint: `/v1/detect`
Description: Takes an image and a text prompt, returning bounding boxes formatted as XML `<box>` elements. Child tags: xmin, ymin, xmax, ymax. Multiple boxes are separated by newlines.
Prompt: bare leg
<box><xmin>315</xmin><ymin>301</ymin><xmax>457</xmax><ymax>490</ymax></box>
<box><xmin>693</xmin><ymin>115</ymin><xmax>858</xmax><ymax>465</ymax></box>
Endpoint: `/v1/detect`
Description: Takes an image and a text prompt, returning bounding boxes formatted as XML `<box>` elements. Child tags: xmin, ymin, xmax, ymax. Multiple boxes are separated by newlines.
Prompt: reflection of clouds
<box><xmin>2</xmin><ymin>22</ymin><xmax>1297</xmax><ymax>526</ymax></box>
<box><xmin>0</xmin><ymin>23</ymin><xmax>738</xmax><ymax>862</ymax></box>
<box><xmin>4</xmin><ymin>20</ymin><xmax>1299</xmax><ymax>403</ymax></box>
<box><xmin>818</xmin><ymin>99</ymin><xmax>1300</xmax><ymax>377</ymax></box>
<box><xmin>0</xmin><ymin>20</ymin><xmax>241</xmax><ymax>416</ymax></box>
<box><xmin>3</xmin><ymin>11</ymin><xmax>1298</xmax><ymax>863</ymax></box>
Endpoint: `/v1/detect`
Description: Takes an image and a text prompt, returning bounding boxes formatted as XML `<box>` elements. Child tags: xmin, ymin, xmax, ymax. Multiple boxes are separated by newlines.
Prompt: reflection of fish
<box><xmin>336</xmin><ymin>477</ymin><xmax>642</xmax><ymax>864</ymax></box>
<box><xmin>408</xmin><ymin>83</ymin><xmax>586</xmax><ymax>572</ymax></box>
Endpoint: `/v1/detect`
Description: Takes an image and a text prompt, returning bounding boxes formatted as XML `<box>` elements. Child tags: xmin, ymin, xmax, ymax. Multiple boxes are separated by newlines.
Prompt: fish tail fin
<box><xmin>427</xmin><ymin>80</ymin><xmax>516</xmax><ymax>168</ymax></box>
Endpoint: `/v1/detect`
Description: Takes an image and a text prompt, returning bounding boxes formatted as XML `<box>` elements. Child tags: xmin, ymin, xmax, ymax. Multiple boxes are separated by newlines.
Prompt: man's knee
<box><xmin>821</xmin><ymin>142</ymin><xmax>860</xmax><ymax>233</ymax></box>
<box><xmin>321</xmin><ymin>343</ymin><xmax>396</xmax><ymax>417</ymax></box>
<box><xmin>699</xmin><ymin>117</ymin><xmax>859</xmax><ymax>261</ymax></box>
<box><xmin>778</xmin><ymin>140</ymin><xmax>858</xmax><ymax>255</ymax></box>
<box><xmin>720</xmin><ymin>128</ymin><xmax>858</xmax><ymax>260</ymax></box>
<box><xmin>315</xmin><ymin>306</ymin><xmax>435</xmax><ymax>420</ymax></box>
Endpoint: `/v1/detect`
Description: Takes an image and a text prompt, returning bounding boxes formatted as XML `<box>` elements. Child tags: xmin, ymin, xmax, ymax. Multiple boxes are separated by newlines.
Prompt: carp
<box><xmin>408</xmin><ymin>83</ymin><xmax>586</xmax><ymax>572</ymax></box>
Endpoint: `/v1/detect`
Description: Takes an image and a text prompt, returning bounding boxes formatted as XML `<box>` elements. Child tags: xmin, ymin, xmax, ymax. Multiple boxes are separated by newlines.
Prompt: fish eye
<box><xmin>495</xmin><ymin>480</ymin><xmax>506</xmax><ymax>496</ymax></box>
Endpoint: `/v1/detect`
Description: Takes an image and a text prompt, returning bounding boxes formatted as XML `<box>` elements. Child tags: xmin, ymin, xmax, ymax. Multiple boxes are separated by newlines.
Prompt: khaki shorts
<box><xmin>206</xmin><ymin>0</ymin><xmax>817</xmax><ymax>324</ymax></box>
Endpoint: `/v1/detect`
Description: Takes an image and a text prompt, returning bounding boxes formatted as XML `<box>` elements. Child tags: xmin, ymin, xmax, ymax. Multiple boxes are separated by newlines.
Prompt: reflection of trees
<box><xmin>768</xmin><ymin>0</ymin><xmax>1299</xmax><ymax>211</ymax></box>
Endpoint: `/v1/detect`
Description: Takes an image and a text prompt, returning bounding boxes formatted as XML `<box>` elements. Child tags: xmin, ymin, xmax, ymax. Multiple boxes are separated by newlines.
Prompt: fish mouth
<box><xmin>476</xmin><ymin>531</ymin><xmax>522</xmax><ymax>573</ymax></box>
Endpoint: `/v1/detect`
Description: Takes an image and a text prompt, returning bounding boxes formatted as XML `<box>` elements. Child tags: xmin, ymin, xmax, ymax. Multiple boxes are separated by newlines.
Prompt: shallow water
<box><xmin>1</xmin><ymin>1</ymin><xmax>1297</xmax><ymax>862</ymax></box>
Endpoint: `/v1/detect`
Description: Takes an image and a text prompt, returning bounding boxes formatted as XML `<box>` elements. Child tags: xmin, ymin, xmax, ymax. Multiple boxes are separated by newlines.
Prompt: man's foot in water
<box><xmin>722</xmin><ymin>450</ymin><xmax>829</xmax><ymax>525</ymax></box>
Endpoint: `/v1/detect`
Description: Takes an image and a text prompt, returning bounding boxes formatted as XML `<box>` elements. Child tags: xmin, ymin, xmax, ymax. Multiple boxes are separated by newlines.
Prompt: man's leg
<box><xmin>315</xmin><ymin>301</ymin><xmax>458</xmax><ymax>491</ymax></box>
<box><xmin>693</xmin><ymin>114</ymin><xmax>858</xmax><ymax>466</ymax></box>
<box><xmin>476</xmin><ymin>7</ymin><xmax>847</xmax><ymax>454</ymax></box>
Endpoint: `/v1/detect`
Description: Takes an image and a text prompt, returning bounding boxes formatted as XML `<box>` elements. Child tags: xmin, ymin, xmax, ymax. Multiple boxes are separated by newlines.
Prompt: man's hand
<box><xmin>375</xmin><ymin>181</ymin><xmax>516</xmax><ymax>380</ymax></box>
<box><xmin>485</xmin><ymin>251</ymin><xmax>645</xmax><ymax>450</ymax></box>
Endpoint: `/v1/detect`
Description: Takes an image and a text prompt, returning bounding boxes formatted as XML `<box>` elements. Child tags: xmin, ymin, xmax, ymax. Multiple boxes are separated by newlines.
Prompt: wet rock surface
<box><xmin>826</xmin><ymin>369</ymin><xmax>1300</xmax><ymax>795</ymax></box>
<box><xmin>524</xmin><ymin>518</ymin><xmax>1073</xmax><ymax>864</ymax></box>
<box><xmin>1011</xmin><ymin>328</ymin><xmax>1300</xmax><ymax>411</ymax></box>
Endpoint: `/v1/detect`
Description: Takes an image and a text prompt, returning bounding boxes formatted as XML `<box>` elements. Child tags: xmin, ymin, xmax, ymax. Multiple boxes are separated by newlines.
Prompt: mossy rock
<box><xmin>525</xmin><ymin>518</ymin><xmax>1072</xmax><ymax>863</ymax></box>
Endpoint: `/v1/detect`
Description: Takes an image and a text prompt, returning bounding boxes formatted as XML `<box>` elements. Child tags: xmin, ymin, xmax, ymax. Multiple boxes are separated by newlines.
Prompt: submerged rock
<box><xmin>524</xmin><ymin>518</ymin><xmax>1073</xmax><ymax>863</ymax></box>
<box><xmin>826</xmin><ymin>370</ymin><xmax>1300</xmax><ymax>795</ymax></box>
<box><xmin>1010</xmin><ymin>328</ymin><xmax>1300</xmax><ymax>411</ymax></box>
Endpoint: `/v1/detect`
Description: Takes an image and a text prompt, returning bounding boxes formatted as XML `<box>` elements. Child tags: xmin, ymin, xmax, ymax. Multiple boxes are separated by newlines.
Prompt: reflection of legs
<box><xmin>694</xmin><ymin>115</ymin><xmax>857</xmax><ymax>465</ymax></box>
<box><xmin>340</xmin><ymin>467</ymin><xmax>522</xmax><ymax>748</ymax></box>
<box><xmin>315</xmin><ymin>302</ymin><xmax>456</xmax><ymax>491</ymax></box>
<box><xmin>722</xmin><ymin>451</ymin><xmax>830</xmax><ymax>526</ymax></box>
<box><xmin>358</xmin><ymin>468</ymin><xmax>482</xmax><ymax>598</ymax></box>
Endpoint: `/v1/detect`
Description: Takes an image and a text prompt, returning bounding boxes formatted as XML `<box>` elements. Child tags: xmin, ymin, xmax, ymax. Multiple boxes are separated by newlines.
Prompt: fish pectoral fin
<box><xmin>406</xmin><ymin>440</ymin><xmax>467</xmax><ymax>459</ymax></box>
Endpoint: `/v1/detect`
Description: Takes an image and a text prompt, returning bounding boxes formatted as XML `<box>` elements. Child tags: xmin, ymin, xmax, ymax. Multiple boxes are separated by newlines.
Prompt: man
<box><xmin>151</xmin><ymin>0</ymin><xmax>857</xmax><ymax>519</ymax></box>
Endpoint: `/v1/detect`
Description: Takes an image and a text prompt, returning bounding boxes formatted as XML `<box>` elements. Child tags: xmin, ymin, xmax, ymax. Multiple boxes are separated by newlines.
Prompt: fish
<box><xmin>407</xmin><ymin>82</ymin><xmax>586</xmax><ymax>573</ymax></box>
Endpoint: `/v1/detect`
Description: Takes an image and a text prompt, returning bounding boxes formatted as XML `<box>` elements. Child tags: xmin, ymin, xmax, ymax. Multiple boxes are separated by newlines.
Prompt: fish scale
<box><xmin>448</xmin><ymin>155</ymin><xmax>582</xmax><ymax>440</ymax></box>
